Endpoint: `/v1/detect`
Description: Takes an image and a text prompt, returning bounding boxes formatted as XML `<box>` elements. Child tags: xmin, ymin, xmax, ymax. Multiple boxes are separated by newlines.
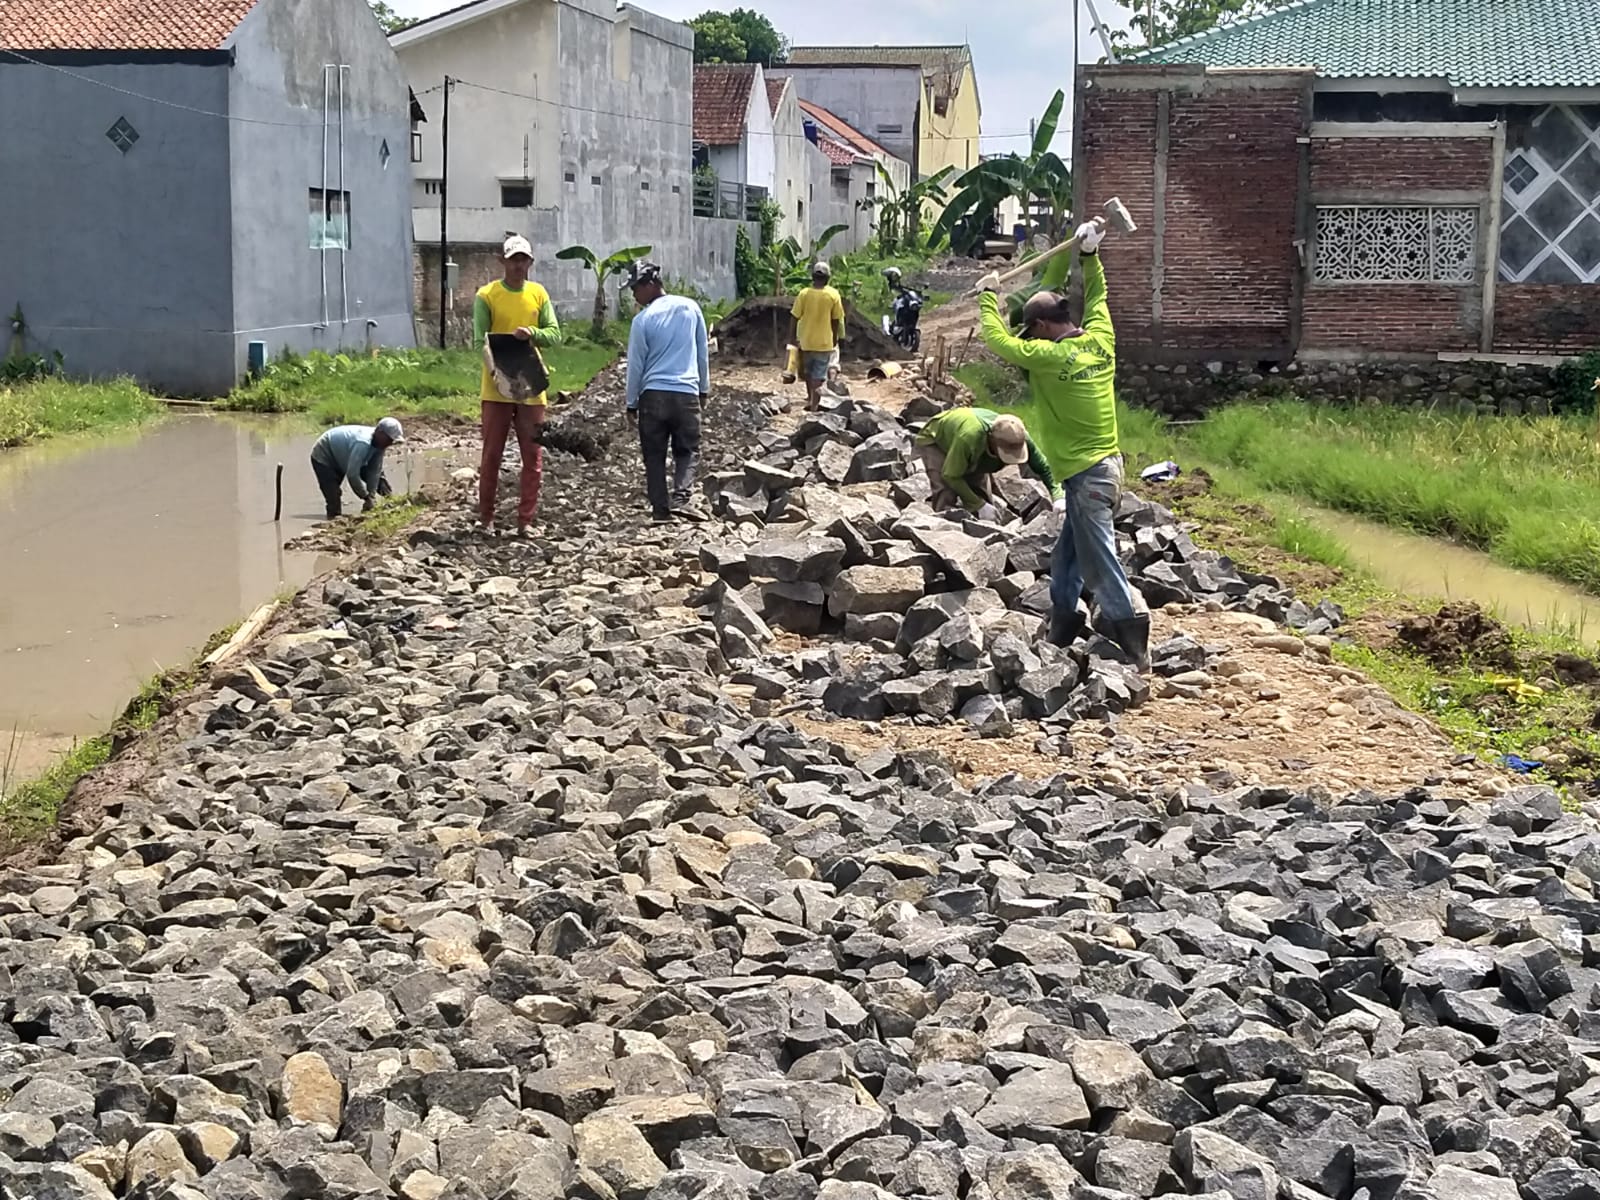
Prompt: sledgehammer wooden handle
<box><xmin>989</xmin><ymin>229</ymin><xmax>1089</xmax><ymax>291</ymax></box>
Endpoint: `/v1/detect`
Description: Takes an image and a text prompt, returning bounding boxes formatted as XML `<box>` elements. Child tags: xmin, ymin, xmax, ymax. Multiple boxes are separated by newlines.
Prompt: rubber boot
<box><xmin>1110</xmin><ymin>615</ymin><xmax>1152</xmax><ymax>673</ymax></box>
<box><xmin>1048</xmin><ymin>606</ymin><xmax>1086</xmax><ymax>648</ymax></box>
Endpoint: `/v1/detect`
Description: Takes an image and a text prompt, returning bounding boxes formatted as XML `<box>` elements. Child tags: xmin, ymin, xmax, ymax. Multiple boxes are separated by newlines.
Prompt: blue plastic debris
<box><xmin>1503</xmin><ymin>754</ymin><xmax>1544</xmax><ymax>774</ymax></box>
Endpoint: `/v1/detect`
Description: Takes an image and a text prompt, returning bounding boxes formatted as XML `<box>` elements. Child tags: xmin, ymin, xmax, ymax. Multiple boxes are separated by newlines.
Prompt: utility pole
<box><xmin>438</xmin><ymin>76</ymin><xmax>453</xmax><ymax>351</ymax></box>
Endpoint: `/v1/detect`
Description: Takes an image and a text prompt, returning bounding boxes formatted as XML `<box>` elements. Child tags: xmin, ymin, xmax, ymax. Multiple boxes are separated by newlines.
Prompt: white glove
<box><xmin>1077</xmin><ymin>218</ymin><xmax>1106</xmax><ymax>254</ymax></box>
<box><xmin>976</xmin><ymin>503</ymin><xmax>1000</xmax><ymax>523</ymax></box>
<box><xmin>1053</xmin><ymin>496</ymin><xmax>1067</xmax><ymax>513</ymax></box>
<box><xmin>976</xmin><ymin>271</ymin><xmax>1002</xmax><ymax>293</ymax></box>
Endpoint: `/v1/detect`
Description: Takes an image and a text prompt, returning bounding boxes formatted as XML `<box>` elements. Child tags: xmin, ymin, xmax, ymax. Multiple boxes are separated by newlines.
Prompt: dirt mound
<box><xmin>713</xmin><ymin>296</ymin><xmax>909</xmax><ymax>365</ymax></box>
<box><xmin>1396</xmin><ymin>602</ymin><xmax>1516</xmax><ymax>670</ymax></box>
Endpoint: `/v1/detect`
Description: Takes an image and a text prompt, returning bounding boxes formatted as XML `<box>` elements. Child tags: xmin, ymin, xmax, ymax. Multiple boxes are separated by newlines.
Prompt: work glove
<box><xmin>975</xmin><ymin>502</ymin><xmax>1001</xmax><ymax>523</ymax></box>
<box><xmin>1053</xmin><ymin>496</ymin><xmax>1067</xmax><ymax>513</ymax></box>
<box><xmin>976</xmin><ymin>271</ymin><xmax>1002</xmax><ymax>294</ymax></box>
<box><xmin>1076</xmin><ymin>217</ymin><xmax>1107</xmax><ymax>255</ymax></box>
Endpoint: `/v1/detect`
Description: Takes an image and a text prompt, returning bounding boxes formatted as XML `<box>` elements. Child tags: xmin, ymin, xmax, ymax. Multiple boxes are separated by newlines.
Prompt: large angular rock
<box><xmin>909</xmin><ymin>526</ymin><xmax>1010</xmax><ymax>589</ymax></box>
<box><xmin>827</xmin><ymin>565</ymin><xmax>926</xmax><ymax>617</ymax></box>
<box><xmin>746</xmin><ymin>536</ymin><xmax>847</xmax><ymax>583</ymax></box>
<box><xmin>979</xmin><ymin>1066</ymin><xmax>1090</xmax><ymax>1133</ymax></box>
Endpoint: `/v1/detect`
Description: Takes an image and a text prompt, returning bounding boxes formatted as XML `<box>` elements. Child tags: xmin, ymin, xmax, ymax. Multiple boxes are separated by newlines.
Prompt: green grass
<box><xmin>1178</xmin><ymin>401</ymin><xmax>1600</xmax><ymax>594</ymax></box>
<box><xmin>223</xmin><ymin>336</ymin><xmax>620</xmax><ymax>426</ymax></box>
<box><xmin>0</xmin><ymin>377</ymin><xmax>164</xmax><ymax>449</ymax></box>
<box><xmin>0</xmin><ymin>623</ymin><xmax>240</xmax><ymax>843</ymax></box>
<box><xmin>357</xmin><ymin>494</ymin><xmax>430</xmax><ymax>543</ymax></box>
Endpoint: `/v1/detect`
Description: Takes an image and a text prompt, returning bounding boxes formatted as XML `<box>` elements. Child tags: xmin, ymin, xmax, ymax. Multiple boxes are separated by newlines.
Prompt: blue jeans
<box><xmin>1051</xmin><ymin>455</ymin><xmax>1143</xmax><ymax>623</ymax></box>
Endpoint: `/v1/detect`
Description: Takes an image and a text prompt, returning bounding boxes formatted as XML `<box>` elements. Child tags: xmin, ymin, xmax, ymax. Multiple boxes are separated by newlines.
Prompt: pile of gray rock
<box><xmin>695</xmin><ymin>393</ymin><xmax>1341</xmax><ymax>728</ymax></box>
<box><xmin>2</xmin><ymin>384</ymin><xmax>1594</xmax><ymax>1200</ymax></box>
<box><xmin>2</xmin><ymin>488</ymin><xmax>1597</xmax><ymax>1200</ymax></box>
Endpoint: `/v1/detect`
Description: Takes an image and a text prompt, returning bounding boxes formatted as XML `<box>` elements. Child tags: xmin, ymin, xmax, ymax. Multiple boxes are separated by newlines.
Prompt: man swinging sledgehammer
<box><xmin>974</xmin><ymin>212</ymin><xmax>1150</xmax><ymax>671</ymax></box>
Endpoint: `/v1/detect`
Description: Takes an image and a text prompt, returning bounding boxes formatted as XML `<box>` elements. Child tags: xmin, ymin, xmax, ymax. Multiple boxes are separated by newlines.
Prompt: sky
<box><xmin>388</xmin><ymin>0</ymin><xmax>1139</xmax><ymax>158</ymax></box>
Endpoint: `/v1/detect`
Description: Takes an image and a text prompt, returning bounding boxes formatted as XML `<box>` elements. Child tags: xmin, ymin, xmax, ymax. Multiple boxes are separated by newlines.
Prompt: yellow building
<box><xmin>780</xmin><ymin>45</ymin><xmax>981</xmax><ymax>182</ymax></box>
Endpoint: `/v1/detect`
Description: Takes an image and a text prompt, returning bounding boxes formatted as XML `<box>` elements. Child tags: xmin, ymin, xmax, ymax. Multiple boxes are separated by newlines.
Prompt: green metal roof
<box><xmin>1125</xmin><ymin>0</ymin><xmax>1600</xmax><ymax>90</ymax></box>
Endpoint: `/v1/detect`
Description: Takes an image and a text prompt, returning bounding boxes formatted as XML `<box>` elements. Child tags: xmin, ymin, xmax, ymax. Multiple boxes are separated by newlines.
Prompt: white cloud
<box><xmin>388</xmin><ymin>0</ymin><xmax>1137</xmax><ymax>158</ymax></box>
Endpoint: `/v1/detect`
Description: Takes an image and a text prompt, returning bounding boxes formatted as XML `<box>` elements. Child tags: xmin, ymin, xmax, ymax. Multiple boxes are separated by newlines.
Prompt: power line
<box><xmin>0</xmin><ymin>48</ymin><xmax>333</xmax><ymax>128</ymax></box>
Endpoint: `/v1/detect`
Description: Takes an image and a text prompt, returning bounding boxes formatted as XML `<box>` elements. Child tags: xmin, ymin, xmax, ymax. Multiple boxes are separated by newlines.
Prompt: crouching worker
<box><xmin>975</xmin><ymin>215</ymin><xmax>1149</xmax><ymax>670</ymax></box>
<box><xmin>310</xmin><ymin>418</ymin><xmax>403</xmax><ymax>519</ymax></box>
<box><xmin>916</xmin><ymin>407</ymin><xmax>1058</xmax><ymax>522</ymax></box>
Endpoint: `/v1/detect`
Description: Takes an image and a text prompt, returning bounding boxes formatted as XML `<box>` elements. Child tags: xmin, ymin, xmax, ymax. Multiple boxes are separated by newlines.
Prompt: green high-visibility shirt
<box><xmin>916</xmin><ymin>406</ymin><xmax>1058</xmax><ymax>511</ymax></box>
<box><xmin>977</xmin><ymin>252</ymin><xmax>1119</xmax><ymax>484</ymax></box>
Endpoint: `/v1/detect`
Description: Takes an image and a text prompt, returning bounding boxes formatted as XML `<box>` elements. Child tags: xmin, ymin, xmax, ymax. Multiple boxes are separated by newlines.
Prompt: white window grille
<box><xmin>1312</xmin><ymin>205</ymin><xmax>1478</xmax><ymax>284</ymax></box>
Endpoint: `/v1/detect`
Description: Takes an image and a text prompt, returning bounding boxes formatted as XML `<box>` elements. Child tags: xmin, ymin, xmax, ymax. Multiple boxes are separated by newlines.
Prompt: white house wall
<box><xmin>771</xmin><ymin>85</ymin><xmax>811</xmax><ymax>244</ymax></box>
<box><xmin>743</xmin><ymin>64</ymin><xmax>777</xmax><ymax>198</ymax></box>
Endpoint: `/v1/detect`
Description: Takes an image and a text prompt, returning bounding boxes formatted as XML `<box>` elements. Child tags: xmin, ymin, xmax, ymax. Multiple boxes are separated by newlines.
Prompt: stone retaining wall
<box><xmin>1117</xmin><ymin>358</ymin><xmax>1565</xmax><ymax>420</ymax></box>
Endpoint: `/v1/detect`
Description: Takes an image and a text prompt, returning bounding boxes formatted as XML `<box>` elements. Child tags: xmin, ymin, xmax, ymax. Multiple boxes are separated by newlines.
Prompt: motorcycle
<box><xmin>880</xmin><ymin>267</ymin><xmax>923</xmax><ymax>353</ymax></box>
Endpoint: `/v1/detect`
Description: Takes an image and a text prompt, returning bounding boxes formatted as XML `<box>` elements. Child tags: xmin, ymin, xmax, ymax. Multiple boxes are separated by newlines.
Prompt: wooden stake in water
<box><xmin>274</xmin><ymin>463</ymin><xmax>284</xmax><ymax>522</ymax></box>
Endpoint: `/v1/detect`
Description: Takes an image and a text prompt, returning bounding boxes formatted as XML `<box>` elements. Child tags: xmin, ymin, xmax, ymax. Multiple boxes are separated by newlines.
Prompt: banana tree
<box><xmin>933</xmin><ymin>89</ymin><xmax>1072</xmax><ymax>253</ymax></box>
<box><xmin>762</xmin><ymin>224</ymin><xmax>850</xmax><ymax>295</ymax></box>
<box><xmin>555</xmin><ymin>243</ymin><xmax>652</xmax><ymax>337</ymax></box>
<box><xmin>862</xmin><ymin>164</ymin><xmax>956</xmax><ymax>255</ymax></box>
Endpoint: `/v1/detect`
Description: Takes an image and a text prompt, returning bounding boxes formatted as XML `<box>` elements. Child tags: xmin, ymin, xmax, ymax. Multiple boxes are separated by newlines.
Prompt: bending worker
<box><xmin>309</xmin><ymin>418</ymin><xmax>402</xmax><ymax>520</ymax></box>
<box><xmin>975</xmin><ymin>215</ymin><xmax>1150</xmax><ymax>670</ymax></box>
<box><xmin>916</xmin><ymin>407</ymin><xmax>1058</xmax><ymax>521</ymax></box>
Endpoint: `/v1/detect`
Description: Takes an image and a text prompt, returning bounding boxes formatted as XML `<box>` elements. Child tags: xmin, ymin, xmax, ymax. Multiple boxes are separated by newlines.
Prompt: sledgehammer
<box><xmin>971</xmin><ymin>196</ymin><xmax>1138</xmax><ymax>295</ymax></box>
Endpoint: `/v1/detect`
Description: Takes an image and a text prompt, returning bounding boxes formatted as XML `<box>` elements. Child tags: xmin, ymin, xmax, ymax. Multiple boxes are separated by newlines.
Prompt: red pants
<box><xmin>479</xmin><ymin>400</ymin><xmax>545</xmax><ymax>527</ymax></box>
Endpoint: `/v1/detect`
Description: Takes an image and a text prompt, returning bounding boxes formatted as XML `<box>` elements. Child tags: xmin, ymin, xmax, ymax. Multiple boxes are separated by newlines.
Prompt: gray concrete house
<box><xmin>394</xmin><ymin>0</ymin><xmax>701</xmax><ymax>333</ymax></box>
<box><xmin>0</xmin><ymin>0</ymin><xmax>416</xmax><ymax>396</ymax></box>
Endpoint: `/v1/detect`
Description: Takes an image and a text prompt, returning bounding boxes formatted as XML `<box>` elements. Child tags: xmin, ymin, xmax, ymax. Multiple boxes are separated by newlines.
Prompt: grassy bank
<box><xmin>224</xmin><ymin>338</ymin><xmax>620</xmax><ymax>426</ymax></box>
<box><xmin>1178</xmin><ymin>402</ymin><xmax>1600</xmax><ymax>594</ymax></box>
<box><xmin>0</xmin><ymin>377</ymin><xmax>165</xmax><ymax>450</ymax></box>
<box><xmin>1112</xmin><ymin>407</ymin><xmax>1600</xmax><ymax>800</ymax></box>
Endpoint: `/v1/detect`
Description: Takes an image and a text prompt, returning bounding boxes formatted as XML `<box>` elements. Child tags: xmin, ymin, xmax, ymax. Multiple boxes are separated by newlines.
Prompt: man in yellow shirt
<box><xmin>791</xmin><ymin>261</ymin><xmax>845</xmax><ymax>411</ymax></box>
<box><xmin>475</xmin><ymin>234</ymin><xmax>561</xmax><ymax>536</ymax></box>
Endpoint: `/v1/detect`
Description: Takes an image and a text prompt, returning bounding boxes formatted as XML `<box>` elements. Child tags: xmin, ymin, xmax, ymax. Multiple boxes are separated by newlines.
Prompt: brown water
<box><xmin>0</xmin><ymin>415</ymin><xmax>451</xmax><ymax>782</ymax></box>
<box><xmin>1302</xmin><ymin>504</ymin><xmax>1600</xmax><ymax>647</ymax></box>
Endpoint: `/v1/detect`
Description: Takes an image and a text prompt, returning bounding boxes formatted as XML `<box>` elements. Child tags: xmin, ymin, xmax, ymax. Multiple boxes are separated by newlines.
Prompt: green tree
<box><xmin>689</xmin><ymin>8</ymin><xmax>788</xmax><ymax>65</ymax></box>
<box><xmin>554</xmin><ymin>244</ymin><xmax>653</xmax><ymax>337</ymax></box>
<box><xmin>932</xmin><ymin>90</ymin><xmax>1072</xmax><ymax>253</ymax></box>
<box><xmin>862</xmin><ymin>165</ymin><xmax>956</xmax><ymax>256</ymax></box>
<box><xmin>1116</xmin><ymin>0</ymin><xmax>1293</xmax><ymax>49</ymax></box>
<box><xmin>368</xmin><ymin>1</ymin><xmax>408</xmax><ymax>32</ymax></box>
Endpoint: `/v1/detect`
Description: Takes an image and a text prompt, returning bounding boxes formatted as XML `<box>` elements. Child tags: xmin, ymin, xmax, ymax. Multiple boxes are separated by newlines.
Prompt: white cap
<box><xmin>811</xmin><ymin>260</ymin><xmax>831</xmax><ymax>278</ymax></box>
<box><xmin>376</xmin><ymin>417</ymin><xmax>405</xmax><ymax>443</ymax></box>
<box><xmin>503</xmin><ymin>234</ymin><xmax>533</xmax><ymax>259</ymax></box>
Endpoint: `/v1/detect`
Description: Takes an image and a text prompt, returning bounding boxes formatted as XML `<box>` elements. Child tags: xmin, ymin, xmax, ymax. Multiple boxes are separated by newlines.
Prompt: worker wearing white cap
<box><xmin>309</xmin><ymin>417</ymin><xmax>404</xmax><ymax>519</ymax></box>
<box><xmin>790</xmin><ymin>260</ymin><xmax>845</xmax><ymax>412</ymax></box>
<box><xmin>473</xmin><ymin>233</ymin><xmax>562</xmax><ymax>536</ymax></box>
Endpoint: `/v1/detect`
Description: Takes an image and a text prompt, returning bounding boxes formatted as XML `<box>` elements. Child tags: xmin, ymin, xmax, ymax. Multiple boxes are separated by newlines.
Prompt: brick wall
<box><xmin>1162</xmin><ymin>86</ymin><xmax>1306</xmax><ymax>354</ymax></box>
<box><xmin>1495</xmin><ymin>285</ymin><xmax>1600</xmax><ymax>355</ymax></box>
<box><xmin>1077</xmin><ymin>88</ymin><xmax>1158</xmax><ymax>348</ymax></box>
<box><xmin>1309</xmin><ymin>138</ymin><xmax>1492</xmax><ymax>193</ymax></box>
<box><xmin>1077</xmin><ymin>68</ymin><xmax>1310</xmax><ymax>361</ymax></box>
<box><xmin>1302</xmin><ymin>286</ymin><xmax>1480</xmax><ymax>351</ymax></box>
<box><xmin>1302</xmin><ymin>134</ymin><xmax>1491</xmax><ymax>353</ymax></box>
<box><xmin>414</xmin><ymin>243</ymin><xmax>513</xmax><ymax>348</ymax></box>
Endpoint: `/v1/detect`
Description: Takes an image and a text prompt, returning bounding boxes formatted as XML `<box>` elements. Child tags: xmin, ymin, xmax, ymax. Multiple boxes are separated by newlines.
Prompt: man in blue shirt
<box><xmin>624</xmin><ymin>262</ymin><xmax>709</xmax><ymax>523</ymax></box>
<box><xmin>309</xmin><ymin>417</ymin><xmax>403</xmax><ymax>519</ymax></box>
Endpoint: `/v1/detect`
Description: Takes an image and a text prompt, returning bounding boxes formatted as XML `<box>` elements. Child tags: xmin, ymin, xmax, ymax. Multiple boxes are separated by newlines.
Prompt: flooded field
<box><xmin>0</xmin><ymin>414</ymin><xmax>448</xmax><ymax>779</ymax></box>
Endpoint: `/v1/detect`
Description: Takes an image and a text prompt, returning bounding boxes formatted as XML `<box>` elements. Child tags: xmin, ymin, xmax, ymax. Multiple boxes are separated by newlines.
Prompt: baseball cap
<box><xmin>376</xmin><ymin>417</ymin><xmax>405</xmax><ymax>443</ymax></box>
<box><xmin>811</xmin><ymin>261</ymin><xmax>831</xmax><ymax>278</ymax></box>
<box><xmin>989</xmin><ymin>415</ymin><xmax>1028</xmax><ymax>465</ymax></box>
<box><xmin>627</xmin><ymin>260</ymin><xmax>663</xmax><ymax>288</ymax></box>
<box><xmin>503</xmin><ymin>234</ymin><xmax>533</xmax><ymax>260</ymax></box>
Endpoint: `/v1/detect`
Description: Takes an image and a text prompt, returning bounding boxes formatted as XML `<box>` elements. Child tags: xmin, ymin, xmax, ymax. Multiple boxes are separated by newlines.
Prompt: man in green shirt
<box><xmin>975</xmin><ymin>216</ymin><xmax>1149</xmax><ymax>670</ymax></box>
<box><xmin>916</xmin><ymin>407</ymin><xmax>1059</xmax><ymax>520</ymax></box>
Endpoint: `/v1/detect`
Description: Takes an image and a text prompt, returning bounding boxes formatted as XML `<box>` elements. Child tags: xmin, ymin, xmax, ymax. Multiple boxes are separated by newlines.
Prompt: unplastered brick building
<box><xmin>1074</xmin><ymin>0</ymin><xmax>1600</xmax><ymax>364</ymax></box>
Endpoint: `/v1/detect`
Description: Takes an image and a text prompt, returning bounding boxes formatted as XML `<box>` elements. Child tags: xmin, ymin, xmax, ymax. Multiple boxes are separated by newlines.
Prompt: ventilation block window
<box><xmin>1312</xmin><ymin>205</ymin><xmax>1477</xmax><ymax>283</ymax></box>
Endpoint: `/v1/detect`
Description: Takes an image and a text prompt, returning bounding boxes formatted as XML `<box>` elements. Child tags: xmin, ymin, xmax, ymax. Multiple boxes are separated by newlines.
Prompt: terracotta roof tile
<box><xmin>765</xmin><ymin>75</ymin><xmax>788</xmax><ymax>115</ymax></box>
<box><xmin>798</xmin><ymin>99</ymin><xmax>891</xmax><ymax>159</ymax></box>
<box><xmin>0</xmin><ymin>0</ymin><xmax>261</xmax><ymax>51</ymax></box>
<box><xmin>816</xmin><ymin>137</ymin><xmax>860</xmax><ymax>167</ymax></box>
<box><xmin>694</xmin><ymin>63</ymin><xmax>757</xmax><ymax>146</ymax></box>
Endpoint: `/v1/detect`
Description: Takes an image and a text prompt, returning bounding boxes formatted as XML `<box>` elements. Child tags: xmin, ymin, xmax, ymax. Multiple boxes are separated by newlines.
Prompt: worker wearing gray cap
<box><xmin>309</xmin><ymin>417</ymin><xmax>403</xmax><ymax>519</ymax></box>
